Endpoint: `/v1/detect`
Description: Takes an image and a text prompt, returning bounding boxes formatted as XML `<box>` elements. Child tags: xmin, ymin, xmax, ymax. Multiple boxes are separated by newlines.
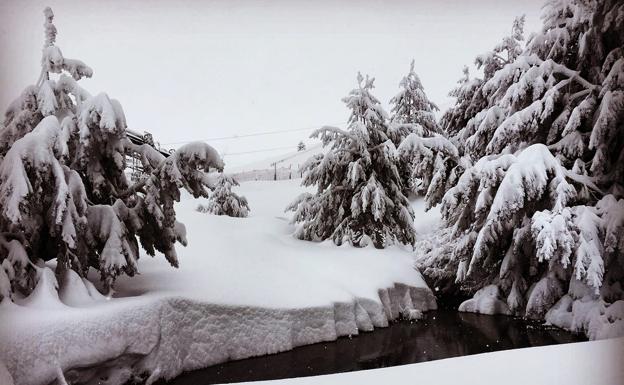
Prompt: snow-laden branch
<box><xmin>122</xmin><ymin>138</ymin><xmax>166</xmax><ymax>172</ymax></box>
<box><xmin>310</xmin><ymin>125</ymin><xmax>354</xmax><ymax>145</ymax></box>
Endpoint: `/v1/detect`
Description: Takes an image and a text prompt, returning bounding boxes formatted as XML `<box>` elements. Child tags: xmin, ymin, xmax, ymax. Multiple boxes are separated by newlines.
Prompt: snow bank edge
<box><xmin>1</xmin><ymin>282</ymin><xmax>436</xmax><ymax>385</ymax></box>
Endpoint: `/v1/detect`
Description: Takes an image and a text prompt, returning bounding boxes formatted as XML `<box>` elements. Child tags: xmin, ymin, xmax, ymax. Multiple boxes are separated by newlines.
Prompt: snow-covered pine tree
<box><xmin>0</xmin><ymin>8</ymin><xmax>224</xmax><ymax>300</ymax></box>
<box><xmin>440</xmin><ymin>67</ymin><xmax>485</xmax><ymax>139</ymax></box>
<box><xmin>418</xmin><ymin>0</ymin><xmax>624</xmax><ymax>335</ymax></box>
<box><xmin>389</xmin><ymin>60</ymin><xmax>439</xmax><ymax>137</ymax></box>
<box><xmin>287</xmin><ymin>73</ymin><xmax>415</xmax><ymax>249</ymax></box>
<box><xmin>476</xmin><ymin>15</ymin><xmax>525</xmax><ymax>79</ymax></box>
<box><xmin>297</xmin><ymin>141</ymin><xmax>306</xmax><ymax>151</ymax></box>
<box><xmin>440</xmin><ymin>15</ymin><xmax>525</xmax><ymax>142</ymax></box>
<box><xmin>197</xmin><ymin>174</ymin><xmax>249</xmax><ymax>217</ymax></box>
<box><xmin>388</xmin><ymin>60</ymin><xmax>457</xmax><ymax>198</ymax></box>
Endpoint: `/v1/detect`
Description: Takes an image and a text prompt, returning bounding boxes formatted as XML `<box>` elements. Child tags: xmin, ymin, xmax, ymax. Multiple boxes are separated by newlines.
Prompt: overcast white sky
<box><xmin>0</xmin><ymin>0</ymin><xmax>544</xmax><ymax>168</ymax></box>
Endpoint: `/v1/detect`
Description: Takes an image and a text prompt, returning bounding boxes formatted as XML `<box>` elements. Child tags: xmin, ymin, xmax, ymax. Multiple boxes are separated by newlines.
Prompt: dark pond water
<box><xmin>162</xmin><ymin>310</ymin><xmax>585</xmax><ymax>385</ymax></box>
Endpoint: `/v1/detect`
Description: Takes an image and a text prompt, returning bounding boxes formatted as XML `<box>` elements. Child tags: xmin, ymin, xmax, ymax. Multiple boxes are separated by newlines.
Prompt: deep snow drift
<box><xmin>0</xmin><ymin>179</ymin><xmax>439</xmax><ymax>385</ymax></box>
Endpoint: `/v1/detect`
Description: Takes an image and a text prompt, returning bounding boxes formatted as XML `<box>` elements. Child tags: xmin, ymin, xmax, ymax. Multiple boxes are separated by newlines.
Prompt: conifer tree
<box><xmin>0</xmin><ymin>8</ymin><xmax>223</xmax><ymax>300</ymax></box>
<box><xmin>197</xmin><ymin>174</ymin><xmax>249</xmax><ymax>217</ymax></box>
<box><xmin>418</xmin><ymin>1</ymin><xmax>624</xmax><ymax>331</ymax></box>
<box><xmin>440</xmin><ymin>15</ymin><xmax>525</xmax><ymax>142</ymax></box>
<box><xmin>389</xmin><ymin>60</ymin><xmax>439</xmax><ymax>137</ymax></box>
<box><xmin>287</xmin><ymin>73</ymin><xmax>415</xmax><ymax>248</ymax></box>
<box><xmin>388</xmin><ymin>60</ymin><xmax>452</xmax><ymax>197</ymax></box>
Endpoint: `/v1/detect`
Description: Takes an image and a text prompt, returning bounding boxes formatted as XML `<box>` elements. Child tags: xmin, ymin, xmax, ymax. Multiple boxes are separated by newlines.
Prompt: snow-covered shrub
<box><xmin>0</xmin><ymin>8</ymin><xmax>223</xmax><ymax>299</ymax></box>
<box><xmin>287</xmin><ymin>73</ymin><xmax>415</xmax><ymax>249</ymax></box>
<box><xmin>197</xmin><ymin>174</ymin><xmax>249</xmax><ymax>217</ymax></box>
<box><xmin>418</xmin><ymin>0</ymin><xmax>624</xmax><ymax>336</ymax></box>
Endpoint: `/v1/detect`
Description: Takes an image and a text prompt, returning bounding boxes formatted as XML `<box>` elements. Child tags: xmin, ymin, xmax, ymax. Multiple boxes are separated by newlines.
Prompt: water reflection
<box><xmin>163</xmin><ymin>310</ymin><xmax>585</xmax><ymax>385</ymax></box>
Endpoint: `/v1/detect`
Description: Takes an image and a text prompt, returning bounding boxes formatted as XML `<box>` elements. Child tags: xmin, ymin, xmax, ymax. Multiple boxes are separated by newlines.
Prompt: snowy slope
<box><xmin>226</xmin><ymin>144</ymin><xmax>325</xmax><ymax>174</ymax></box>
<box><xmin>0</xmin><ymin>179</ymin><xmax>438</xmax><ymax>385</ymax></box>
<box><xmin>244</xmin><ymin>338</ymin><xmax>624</xmax><ymax>385</ymax></box>
<box><xmin>226</xmin><ymin>144</ymin><xmax>326</xmax><ymax>181</ymax></box>
<box><xmin>111</xmin><ymin>179</ymin><xmax>433</xmax><ymax>308</ymax></box>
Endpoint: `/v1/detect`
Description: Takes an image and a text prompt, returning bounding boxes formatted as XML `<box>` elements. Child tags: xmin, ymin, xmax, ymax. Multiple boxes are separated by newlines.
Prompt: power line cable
<box><xmin>221</xmin><ymin>145</ymin><xmax>296</xmax><ymax>157</ymax></box>
<box><xmin>161</xmin><ymin>122</ymin><xmax>347</xmax><ymax>146</ymax></box>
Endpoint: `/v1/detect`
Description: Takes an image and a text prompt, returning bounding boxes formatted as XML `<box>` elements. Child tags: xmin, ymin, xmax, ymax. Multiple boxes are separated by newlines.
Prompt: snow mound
<box><xmin>546</xmin><ymin>295</ymin><xmax>624</xmax><ymax>340</ymax></box>
<box><xmin>16</xmin><ymin>268</ymin><xmax>66</xmax><ymax>310</ymax></box>
<box><xmin>0</xmin><ymin>277</ymin><xmax>435</xmax><ymax>385</ymax></box>
<box><xmin>58</xmin><ymin>269</ymin><xmax>107</xmax><ymax>307</ymax></box>
<box><xmin>0</xmin><ymin>179</ymin><xmax>437</xmax><ymax>385</ymax></box>
<box><xmin>458</xmin><ymin>285</ymin><xmax>511</xmax><ymax>315</ymax></box>
<box><xmin>525</xmin><ymin>275</ymin><xmax>564</xmax><ymax>319</ymax></box>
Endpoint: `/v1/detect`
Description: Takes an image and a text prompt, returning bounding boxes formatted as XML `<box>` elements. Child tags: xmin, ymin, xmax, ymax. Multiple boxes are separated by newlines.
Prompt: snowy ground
<box><xmin>0</xmin><ymin>179</ymin><xmax>439</xmax><ymax>385</ymax></box>
<box><xmin>241</xmin><ymin>338</ymin><xmax>624</xmax><ymax>385</ymax></box>
<box><xmin>112</xmin><ymin>179</ymin><xmax>434</xmax><ymax>307</ymax></box>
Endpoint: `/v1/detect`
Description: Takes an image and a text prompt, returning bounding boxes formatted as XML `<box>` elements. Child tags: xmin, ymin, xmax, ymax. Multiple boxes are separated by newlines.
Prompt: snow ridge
<box><xmin>0</xmin><ymin>276</ymin><xmax>436</xmax><ymax>385</ymax></box>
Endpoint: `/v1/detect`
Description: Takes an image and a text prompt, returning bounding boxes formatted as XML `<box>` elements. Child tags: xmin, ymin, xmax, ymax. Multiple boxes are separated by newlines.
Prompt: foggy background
<box><xmin>0</xmin><ymin>0</ymin><xmax>543</xmax><ymax>168</ymax></box>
